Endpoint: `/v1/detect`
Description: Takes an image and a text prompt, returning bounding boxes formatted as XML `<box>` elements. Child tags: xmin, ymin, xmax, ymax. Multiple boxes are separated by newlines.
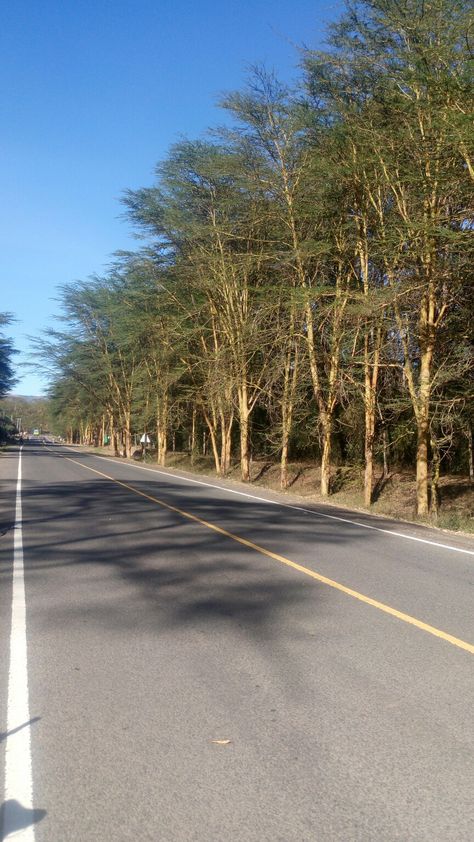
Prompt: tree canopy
<box><xmin>37</xmin><ymin>0</ymin><xmax>473</xmax><ymax>519</ymax></box>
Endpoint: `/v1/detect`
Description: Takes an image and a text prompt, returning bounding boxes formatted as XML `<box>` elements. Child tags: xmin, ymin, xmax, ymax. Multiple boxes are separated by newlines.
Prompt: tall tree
<box><xmin>0</xmin><ymin>313</ymin><xmax>17</xmax><ymax>398</ymax></box>
<box><xmin>304</xmin><ymin>0</ymin><xmax>474</xmax><ymax>513</ymax></box>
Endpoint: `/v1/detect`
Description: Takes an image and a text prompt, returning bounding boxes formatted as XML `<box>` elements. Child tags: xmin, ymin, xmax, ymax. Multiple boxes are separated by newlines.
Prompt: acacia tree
<box><xmin>221</xmin><ymin>71</ymin><xmax>358</xmax><ymax>495</ymax></box>
<box><xmin>48</xmin><ymin>375</ymin><xmax>100</xmax><ymax>443</ymax></box>
<box><xmin>303</xmin><ymin>64</ymin><xmax>393</xmax><ymax>505</ymax></box>
<box><xmin>35</xmin><ymin>274</ymin><xmax>145</xmax><ymax>456</ymax></box>
<box><xmin>118</xmin><ymin>257</ymin><xmax>186</xmax><ymax>466</ymax></box>
<box><xmin>63</xmin><ymin>278</ymin><xmax>141</xmax><ymax>457</ymax></box>
<box><xmin>125</xmin><ymin>139</ymin><xmax>277</xmax><ymax>481</ymax></box>
<box><xmin>304</xmin><ymin>0</ymin><xmax>473</xmax><ymax>513</ymax></box>
<box><xmin>0</xmin><ymin>314</ymin><xmax>17</xmax><ymax>398</ymax></box>
<box><xmin>0</xmin><ymin>315</ymin><xmax>18</xmax><ymax>442</ymax></box>
<box><xmin>219</xmin><ymin>72</ymin><xmax>307</xmax><ymax>488</ymax></box>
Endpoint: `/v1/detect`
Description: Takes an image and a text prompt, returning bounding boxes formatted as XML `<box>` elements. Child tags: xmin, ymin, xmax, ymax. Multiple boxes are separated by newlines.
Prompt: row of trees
<box><xmin>40</xmin><ymin>0</ymin><xmax>473</xmax><ymax>517</ymax></box>
<box><xmin>0</xmin><ymin>395</ymin><xmax>52</xmax><ymax>435</ymax></box>
<box><xmin>0</xmin><ymin>314</ymin><xmax>18</xmax><ymax>441</ymax></box>
<box><xmin>0</xmin><ymin>314</ymin><xmax>17</xmax><ymax>396</ymax></box>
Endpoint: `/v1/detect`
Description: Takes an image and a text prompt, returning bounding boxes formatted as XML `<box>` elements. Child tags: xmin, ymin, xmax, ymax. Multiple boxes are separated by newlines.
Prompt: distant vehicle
<box><xmin>33</xmin><ymin>429</ymin><xmax>40</xmax><ymax>436</ymax></box>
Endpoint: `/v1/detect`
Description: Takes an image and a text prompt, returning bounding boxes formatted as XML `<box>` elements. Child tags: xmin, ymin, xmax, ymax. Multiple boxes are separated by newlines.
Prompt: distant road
<box><xmin>1</xmin><ymin>442</ymin><xmax>473</xmax><ymax>841</ymax></box>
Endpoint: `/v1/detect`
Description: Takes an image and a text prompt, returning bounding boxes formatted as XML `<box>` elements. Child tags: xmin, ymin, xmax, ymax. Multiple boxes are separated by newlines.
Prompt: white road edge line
<box><xmin>3</xmin><ymin>446</ymin><xmax>36</xmax><ymax>841</ymax></box>
<box><xmin>62</xmin><ymin>447</ymin><xmax>474</xmax><ymax>558</ymax></box>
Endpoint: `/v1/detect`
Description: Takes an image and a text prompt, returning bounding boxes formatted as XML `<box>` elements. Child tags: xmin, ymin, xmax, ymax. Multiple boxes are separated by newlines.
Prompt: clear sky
<box><xmin>1</xmin><ymin>0</ymin><xmax>342</xmax><ymax>395</ymax></box>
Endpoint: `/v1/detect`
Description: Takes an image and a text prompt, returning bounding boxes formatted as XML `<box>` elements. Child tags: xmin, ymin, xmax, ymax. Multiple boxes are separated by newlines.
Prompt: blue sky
<box><xmin>1</xmin><ymin>0</ymin><xmax>342</xmax><ymax>395</ymax></box>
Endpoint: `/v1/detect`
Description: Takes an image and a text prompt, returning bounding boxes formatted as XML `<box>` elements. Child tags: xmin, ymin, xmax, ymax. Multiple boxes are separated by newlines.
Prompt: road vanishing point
<box><xmin>1</xmin><ymin>442</ymin><xmax>473</xmax><ymax>841</ymax></box>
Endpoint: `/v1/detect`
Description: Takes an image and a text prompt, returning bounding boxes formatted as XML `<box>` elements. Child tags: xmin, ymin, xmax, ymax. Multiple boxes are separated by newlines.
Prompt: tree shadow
<box><xmin>439</xmin><ymin>479</ymin><xmax>473</xmax><ymax>504</ymax></box>
<box><xmin>287</xmin><ymin>467</ymin><xmax>304</xmax><ymax>488</ymax></box>
<box><xmin>0</xmin><ymin>446</ymin><xmax>383</xmax><ymax>732</ymax></box>
<box><xmin>330</xmin><ymin>468</ymin><xmax>345</xmax><ymax>493</ymax></box>
<box><xmin>252</xmin><ymin>462</ymin><xmax>272</xmax><ymax>482</ymax></box>
<box><xmin>0</xmin><ymin>717</ymin><xmax>41</xmax><ymax>744</ymax></box>
<box><xmin>0</xmin><ymin>444</ymin><xmax>381</xmax><ymax>662</ymax></box>
<box><xmin>371</xmin><ymin>472</ymin><xmax>393</xmax><ymax>503</ymax></box>
<box><xmin>4</xmin><ymin>455</ymin><xmax>374</xmax><ymax>649</ymax></box>
<box><xmin>0</xmin><ymin>800</ymin><xmax>46</xmax><ymax>841</ymax></box>
<box><xmin>0</xmin><ymin>522</ymin><xmax>14</xmax><ymax>537</ymax></box>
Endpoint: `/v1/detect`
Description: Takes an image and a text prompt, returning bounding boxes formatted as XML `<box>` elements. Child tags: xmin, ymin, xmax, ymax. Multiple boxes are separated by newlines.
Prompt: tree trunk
<box><xmin>209</xmin><ymin>428</ymin><xmax>220</xmax><ymax>474</ymax></box>
<box><xmin>239</xmin><ymin>409</ymin><xmax>250</xmax><ymax>482</ymax></box>
<box><xmin>430</xmin><ymin>435</ymin><xmax>440</xmax><ymax>522</ymax></box>
<box><xmin>363</xmin><ymin>342</ymin><xmax>380</xmax><ymax>507</ymax></box>
<box><xmin>123</xmin><ymin>410</ymin><xmax>132</xmax><ymax>458</ymax></box>
<box><xmin>219</xmin><ymin>413</ymin><xmax>233</xmax><ymax>475</ymax></box>
<box><xmin>382</xmin><ymin>425</ymin><xmax>389</xmax><ymax>477</ymax></box>
<box><xmin>465</xmin><ymin>422</ymin><xmax>473</xmax><ymax>483</ymax></box>
<box><xmin>280</xmin><ymin>336</ymin><xmax>298</xmax><ymax>490</ymax></box>
<box><xmin>280</xmin><ymin>385</ymin><xmax>295</xmax><ymax>490</ymax></box>
<box><xmin>238</xmin><ymin>380</ymin><xmax>250</xmax><ymax>482</ymax></box>
<box><xmin>358</xmin><ymin>226</ymin><xmax>382</xmax><ymax>508</ymax></box>
<box><xmin>320</xmin><ymin>416</ymin><xmax>331</xmax><ymax>497</ymax></box>
<box><xmin>157</xmin><ymin>427</ymin><xmax>167</xmax><ymax>467</ymax></box>
<box><xmin>416</xmin><ymin>418</ymin><xmax>430</xmax><ymax>516</ymax></box>
<box><xmin>364</xmin><ymin>348</ymin><xmax>377</xmax><ymax>507</ymax></box>
<box><xmin>415</xmin><ymin>326</ymin><xmax>434</xmax><ymax>516</ymax></box>
<box><xmin>190</xmin><ymin>406</ymin><xmax>197</xmax><ymax>465</ymax></box>
<box><xmin>364</xmin><ymin>430</ymin><xmax>374</xmax><ymax>507</ymax></box>
<box><xmin>204</xmin><ymin>414</ymin><xmax>220</xmax><ymax>474</ymax></box>
<box><xmin>304</xmin><ymin>302</ymin><xmax>341</xmax><ymax>498</ymax></box>
<box><xmin>280</xmin><ymin>437</ymin><xmax>289</xmax><ymax>491</ymax></box>
<box><xmin>156</xmin><ymin>392</ymin><xmax>168</xmax><ymax>466</ymax></box>
<box><xmin>202</xmin><ymin>410</ymin><xmax>220</xmax><ymax>474</ymax></box>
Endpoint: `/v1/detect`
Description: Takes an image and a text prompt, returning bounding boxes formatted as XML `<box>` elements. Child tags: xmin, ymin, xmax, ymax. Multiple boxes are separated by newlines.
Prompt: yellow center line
<box><xmin>62</xmin><ymin>451</ymin><xmax>474</xmax><ymax>655</ymax></box>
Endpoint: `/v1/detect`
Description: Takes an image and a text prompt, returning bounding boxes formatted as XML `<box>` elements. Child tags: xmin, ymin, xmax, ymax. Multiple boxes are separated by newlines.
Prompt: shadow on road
<box><xmin>0</xmin><ymin>800</ymin><xmax>46</xmax><ymax>841</ymax></box>
<box><xmin>0</xmin><ymin>717</ymin><xmax>41</xmax><ymax>744</ymax></box>
<box><xmin>0</xmin><ymin>447</ymin><xmax>375</xmax><ymax>656</ymax></box>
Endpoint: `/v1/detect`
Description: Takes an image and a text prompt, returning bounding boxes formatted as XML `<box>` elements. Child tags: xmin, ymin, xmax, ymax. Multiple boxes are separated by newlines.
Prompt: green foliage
<box><xmin>34</xmin><ymin>0</ymin><xmax>473</xmax><ymax>509</ymax></box>
<box><xmin>0</xmin><ymin>313</ymin><xmax>18</xmax><ymax>398</ymax></box>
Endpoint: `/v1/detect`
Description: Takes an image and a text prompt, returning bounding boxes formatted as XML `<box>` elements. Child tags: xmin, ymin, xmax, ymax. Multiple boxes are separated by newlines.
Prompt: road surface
<box><xmin>1</xmin><ymin>442</ymin><xmax>473</xmax><ymax>840</ymax></box>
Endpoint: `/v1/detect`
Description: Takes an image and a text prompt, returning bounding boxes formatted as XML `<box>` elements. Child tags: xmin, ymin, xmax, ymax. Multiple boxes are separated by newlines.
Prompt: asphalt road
<box><xmin>1</xmin><ymin>442</ymin><xmax>473</xmax><ymax>841</ymax></box>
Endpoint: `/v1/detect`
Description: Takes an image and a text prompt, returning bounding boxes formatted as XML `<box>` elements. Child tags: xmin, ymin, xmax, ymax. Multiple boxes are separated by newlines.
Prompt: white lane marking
<box><xmin>3</xmin><ymin>447</ymin><xmax>36</xmax><ymax>841</ymax></box>
<box><xmin>94</xmin><ymin>457</ymin><xmax>474</xmax><ymax>557</ymax></box>
<box><xmin>57</xmin><ymin>447</ymin><xmax>474</xmax><ymax>557</ymax></box>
